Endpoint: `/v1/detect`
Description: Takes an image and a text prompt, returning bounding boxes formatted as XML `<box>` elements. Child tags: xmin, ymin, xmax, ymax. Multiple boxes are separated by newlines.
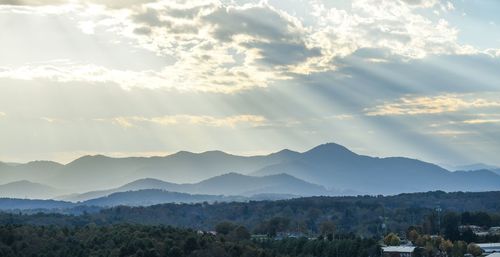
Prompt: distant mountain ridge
<box><xmin>1</xmin><ymin>142</ymin><xmax>500</xmax><ymax>196</ymax></box>
<box><xmin>0</xmin><ymin>189</ymin><xmax>297</xmax><ymax>210</ymax></box>
<box><xmin>252</xmin><ymin>143</ymin><xmax>500</xmax><ymax>194</ymax></box>
<box><xmin>60</xmin><ymin>173</ymin><xmax>331</xmax><ymax>202</ymax></box>
<box><xmin>0</xmin><ymin>149</ymin><xmax>301</xmax><ymax>192</ymax></box>
<box><xmin>81</xmin><ymin>189</ymin><xmax>247</xmax><ymax>207</ymax></box>
<box><xmin>0</xmin><ymin>180</ymin><xmax>65</xmax><ymax>199</ymax></box>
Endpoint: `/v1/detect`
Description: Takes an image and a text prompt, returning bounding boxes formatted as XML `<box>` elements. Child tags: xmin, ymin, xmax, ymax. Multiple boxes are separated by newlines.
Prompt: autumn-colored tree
<box><xmin>439</xmin><ymin>239</ymin><xmax>453</xmax><ymax>255</ymax></box>
<box><xmin>384</xmin><ymin>233</ymin><xmax>400</xmax><ymax>246</ymax></box>
<box><xmin>320</xmin><ymin>221</ymin><xmax>336</xmax><ymax>239</ymax></box>
<box><xmin>408</xmin><ymin>229</ymin><xmax>420</xmax><ymax>243</ymax></box>
<box><xmin>467</xmin><ymin>243</ymin><xmax>483</xmax><ymax>257</ymax></box>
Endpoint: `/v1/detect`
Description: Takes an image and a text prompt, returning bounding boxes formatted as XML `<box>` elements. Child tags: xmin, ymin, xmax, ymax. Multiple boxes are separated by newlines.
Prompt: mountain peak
<box><xmin>211</xmin><ymin>172</ymin><xmax>246</xmax><ymax>179</ymax></box>
<box><xmin>68</xmin><ymin>154</ymin><xmax>113</xmax><ymax>165</ymax></box>
<box><xmin>120</xmin><ymin>178</ymin><xmax>175</xmax><ymax>190</ymax></box>
<box><xmin>1</xmin><ymin>180</ymin><xmax>35</xmax><ymax>186</ymax></box>
<box><xmin>200</xmin><ymin>150</ymin><xmax>234</xmax><ymax>157</ymax></box>
<box><xmin>268</xmin><ymin>149</ymin><xmax>300</xmax><ymax>157</ymax></box>
<box><xmin>172</xmin><ymin>150</ymin><xmax>195</xmax><ymax>156</ymax></box>
<box><xmin>24</xmin><ymin>160</ymin><xmax>63</xmax><ymax>168</ymax></box>
<box><xmin>305</xmin><ymin>142</ymin><xmax>356</xmax><ymax>156</ymax></box>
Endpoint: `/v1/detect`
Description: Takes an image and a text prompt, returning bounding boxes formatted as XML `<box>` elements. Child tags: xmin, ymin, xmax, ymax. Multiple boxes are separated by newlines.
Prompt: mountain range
<box><xmin>0</xmin><ymin>149</ymin><xmax>300</xmax><ymax>192</ymax></box>
<box><xmin>0</xmin><ymin>180</ymin><xmax>65</xmax><ymax>199</ymax></box>
<box><xmin>1</xmin><ymin>142</ymin><xmax>500</xmax><ymax>200</ymax></box>
<box><xmin>58</xmin><ymin>173</ymin><xmax>330</xmax><ymax>202</ymax></box>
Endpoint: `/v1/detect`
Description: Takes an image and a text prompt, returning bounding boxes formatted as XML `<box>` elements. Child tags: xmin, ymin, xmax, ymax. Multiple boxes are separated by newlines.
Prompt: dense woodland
<box><xmin>1</xmin><ymin>191</ymin><xmax>500</xmax><ymax>256</ymax></box>
<box><xmin>0</xmin><ymin>224</ymin><xmax>381</xmax><ymax>257</ymax></box>
<box><xmin>3</xmin><ymin>191</ymin><xmax>500</xmax><ymax>237</ymax></box>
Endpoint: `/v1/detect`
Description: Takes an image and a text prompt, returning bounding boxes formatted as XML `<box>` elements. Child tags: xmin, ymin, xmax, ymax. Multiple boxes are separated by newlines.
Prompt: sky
<box><xmin>0</xmin><ymin>0</ymin><xmax>500</xmax><ymax>167</ymax></box>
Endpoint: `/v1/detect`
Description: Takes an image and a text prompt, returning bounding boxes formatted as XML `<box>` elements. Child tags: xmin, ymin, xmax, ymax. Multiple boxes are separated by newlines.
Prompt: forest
<box><xmin>2</xmin><ymin>191</ymin><xmax>500</xmax><ymax>237</ymax></box>
<box><xmin>1</xmin><ymin>191</ymin><xmax>500</xmax><ymax>256</ymax></box>
<box><xmin>0</xmin><ymin>224</ymin><xmax>380</xmax><ymax>257</ymax></box>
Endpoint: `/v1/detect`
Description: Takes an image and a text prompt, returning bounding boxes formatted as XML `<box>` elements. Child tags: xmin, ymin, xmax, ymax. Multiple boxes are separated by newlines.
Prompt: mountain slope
<box><xmin>453</xmin><ymin>163</ymin><xmax>499</xmax><ymax>171</ymax></box>
<box><xmin>1</xmin><ymin>149</ymin><xmax>301</xmax><ymax>192</ymax></box>
<box><xmin>81</xmin><ymin>189</ymin><xmax>244</xmax><ymax>207</ymax></box>
<box><xmin>187</xmin><ymin>173</ymin><xmax>330</xmax><ymax>196</ymax></box>
<box><xmin>0</xmin><ymin>180</ymin><xmax>64</xmax><ymax>199</ymax></box>
<box><xmin>252</xmin><ymin>143</ymin><xmax>500</xmax><ymax>195</ymax></box>
<box><xmin>3</xmin><ymin>142</ymin><xmax>500</xmax><ymax>196</ymax></box>
<box><xmin>58</xmin><ymin>178</ymin><xmax>181</xmax><ymax>202</ymax></box>
<box><xmin>0</xmin><ymin>198</ymin><xmax>73</xmax><ymax>210</ymax></box>
<box><xmin>62</xmin><ymin>173</ymin><xmax>331</xmax><ymax>202</ymax></box>
<box><xmin>0</xmin><ymin>161</ymin><xmax>65</xmax><ymax>187</ymax></box>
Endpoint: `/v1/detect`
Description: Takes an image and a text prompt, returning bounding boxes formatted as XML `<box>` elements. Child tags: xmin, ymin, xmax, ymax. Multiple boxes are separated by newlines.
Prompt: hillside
<box><xmin>0</xmin><ymin>150</ymin><xmax>300</xmax><ymax>192</ymax></box>
<box><xmin>252</xmin><ymin>143</ymin><xmax>500</xmax><ymax>194</ymax></box>
<box><xmin>62</xmin><ymin>173</ymin><xmax>330</xmax><ymax>202</ymax></box>
<box><xmin>0</xmin><ymin>180</ymin><xmax>65</xmax><ymax>199</ymax></box>
<box><xmin>2</xmin><ymin>142</ymin><xmax>500</xmax><ymax>195</ymax></box>
<box><xmin>81</xmin><ymin>189</ymin><xmax>245</xmax><ymax>207</ymax></box>
<box><xmin>3</xmin><ymin>191</ymin><xmax>500</xmax><ymax>238</ymax></box>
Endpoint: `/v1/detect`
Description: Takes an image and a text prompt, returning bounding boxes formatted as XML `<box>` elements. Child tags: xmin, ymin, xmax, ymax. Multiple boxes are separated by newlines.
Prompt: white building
<box><xmin>489</xmin><ymin>227</ymin><xmax>500</xmax><ymax>236</ymax></box>
<box><xmin>477</xmin><ymin>243</ymin><xmax>500</xmax><ymax>254</ymax></box>
<box><xmin>382</xmin><ymin>246</ymin><xmax>416</xmax><ymax>257</ymax></box>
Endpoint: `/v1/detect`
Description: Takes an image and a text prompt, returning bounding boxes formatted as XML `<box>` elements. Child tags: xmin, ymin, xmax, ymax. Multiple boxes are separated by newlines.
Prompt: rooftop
<box><xmin>382</xmin><ymin>246</ymin><xmax>416</xmax><ymax>253</ymax></box>
<box><xmin>477</xmin><ymin>243</ymin><xmax>500</xmax><ymax>248</ymax></box>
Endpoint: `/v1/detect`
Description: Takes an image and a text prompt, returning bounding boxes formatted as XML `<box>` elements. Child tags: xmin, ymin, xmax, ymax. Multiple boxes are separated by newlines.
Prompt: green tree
<box><xmin>232</xmin><ymin>226</ymin><xmax>251</xmax><ymax>241</ymax></box>
<box><xmin>215</xmin><ymin>222</ymin><xmax>237</xmax><ymax>235</ymax></box>
<box><xmin>183</xmin><ymin>237</ymin><xmax>198</xmax><ymax>254</ymax></box>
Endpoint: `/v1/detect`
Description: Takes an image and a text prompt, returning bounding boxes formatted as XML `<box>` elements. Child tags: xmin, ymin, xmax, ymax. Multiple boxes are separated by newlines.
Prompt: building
<box><xmin>459</xmin><ymin>225</ymin><xmax>483</xmax><ymax>233</ymax></box>
<box><xmin>486</xmin><ymin>253</ymin><xmax>500</xmax><ymax>257</ymax></box>
<box><xmin>382</xmin><ymin>246</ymin><xmax>416</xmax><ymax>257</ymax></box>
<box><xmin>251</xmin><ymin>234</ymin><xmax>269</xmax><ymax>242</ymax></box>
<box><xmin>489</xmin><ymin>227</ymin><xmax>500</xmax><ymax>236</ymax></box>
<box><xmin>459</xmin><ymin>225</ymin><xmax>487</xmax><ymax>236</ymax></box>
<box><xmin>477</xmin><ymin>243</ymin><xmax>500</xmax><ymax>254</ymax></box>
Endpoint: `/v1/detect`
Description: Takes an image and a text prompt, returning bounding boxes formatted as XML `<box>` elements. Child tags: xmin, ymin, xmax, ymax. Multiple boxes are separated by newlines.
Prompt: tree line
<box><xmin>0</xmin><ymin>223</ymin><xmax>380</xmax><ymax>257</ymax></box>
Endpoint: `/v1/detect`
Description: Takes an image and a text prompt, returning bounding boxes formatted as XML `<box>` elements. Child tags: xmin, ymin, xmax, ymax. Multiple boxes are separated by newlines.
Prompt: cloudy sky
<box><xmin>1</xmin><ymin>0</ymin><xmax>500</xmax><ymax>167</ymax></box>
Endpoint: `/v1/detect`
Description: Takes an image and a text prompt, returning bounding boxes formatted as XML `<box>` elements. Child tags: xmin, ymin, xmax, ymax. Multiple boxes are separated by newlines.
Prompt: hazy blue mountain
<box><xmin>1</xmin><ymin>149</ymin><xmax>300</xmax><ymax>192</ymax></box>
<box><xmin>62</xmin><ymin>173</ymin><xmax>331</xmax><ymax>202</ymax></box>
<box><xmin>0</xmin><ymin>198</ymin><xmax>73</xmax><ymax>210</ymax></box>
<box><xmin>186</xmin><ymin>173</ymin><xmax>330</xmax><ymax>196</ymax></box>
<box><xmin>252</xmin><ymin>143</ymin><xmax>500</xmax><ymax>195</ymax></box>
<box><xmin>449</xmin><ymin>170</ymin><xmax>500</xmax><ymax>191</ymax></box>
<box><xmin>453</xmin><ymin>163</ymin><xmax>499</xmax><ymax>171</ymax></box>
<box><xmin>0</xmin><ymin>189</ymin><xmax>299</xmax><ymax>210</ymax></box>
<box><xmin>3</xmin><ymin>142</ymin><xmax>500</xmax><ymax>196</ymax></box>
<box><xmin>58</xmin><ymin>178</ymin><xmax>181</xmax><ymax>202</ymax></box>
<box><xmin>0</xmin><ymin>161</ymin><xmax>65</xmax><ymax>187</ymax></box>
<box><xmin>0</xmin><ymin>180</ymin><xmax>65</xmax><ymax>199</ymax></box>
<box><xmin>81</xmin><ymin>189</ymin><xmax>245</xmax><ymax>207</ymax></box>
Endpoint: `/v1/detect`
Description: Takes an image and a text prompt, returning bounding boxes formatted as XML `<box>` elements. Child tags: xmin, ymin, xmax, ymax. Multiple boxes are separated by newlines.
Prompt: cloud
<box><xmin>0</xmin><ymin>0</ymin><xmax>156</xmax><ymax>8</ymax></box>
<box><xmin>399</xmin><ymin>0</ymin><xmax>438</xmax><ymax>8</ymax></box>
<box><xmin>0</xmin><ymin>111</ymin><xmax>5</xmax><ymax>118</ymax></box>
<box><xmin>0</xmin><ymin>0</ymin><xmax>66</xmax><ymax>6</ymax></box>
<box><xmin>104</xmin><ymin>114</ymin><xmax>267</xmax><ymax>128</ymax></box>
<box><xmin>365</xmin><ymin>94</ymin><xmax>500</xmax><ymax>116</ymax></box>
<box><xmin>310</xmin><ymin>0</ymin><xmax>476</xmax><ymax>60</ymax></box>
<box><xmin>0</xmin><ymin>0</ymin><xmax>498</xmax><ymax>93</ymax></box>
<box><xmin>462</xmin><ymin>119</ymin><xmax>500</xmax><ymax>125</ymax></box>
<box><xmin>430</xmin><ymin>130</ymin><xmax>474</xmax><ymax>136</ymax></box>
<box><xmin>40</xmin><ymin>117</ymin><xmax>63</xmax><ymax>123</ymax></box>
<box><xmin>85</xmin><ymin>0</ymin><xmax>155</xmax><ymax>9</ymax></box>
<box><xmin>0</xmin><ymin>62</ymin><xmax>164</xmax><ymax>89</ymax></box>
